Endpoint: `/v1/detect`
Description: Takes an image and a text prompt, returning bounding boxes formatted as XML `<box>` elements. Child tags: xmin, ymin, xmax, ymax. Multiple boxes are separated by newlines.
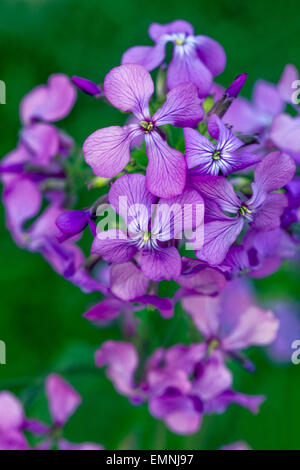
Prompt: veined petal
<box><xmin>145</xmin><ymin>131</ymin><xmax>186</xmax><ymax>198</ymax></box>
<box><xmin>141</xmin><ymin>246</ymin><xmax>182</xmax><ymax>281</ymax></box>
<box><xmin>184</xmin><ymin>128</ymin><xmax>216</xmax><ymax>172</ymax></box>
<box><xmin>153</xmin><ymin>82</ymin><xmax>204</xmax><ymax>128</ymax></box>
<box><xmin>167</xmin><ymin>47</ymin><xmax>213</xmax><ymax>97</ymax></box>
<box><xmin>104</xmin><ymin>64</ymin><xmax>153</xmax><ymax>119</ymax></box>
<box><xmin>248</xmin><ymin>151</ymin><xmax>296</xmax><ymax>210</ymax></box>
<box><xmin>187</xmin><ymin>175</ymin><xmax>241</xmax><ymax>214</ymax></box>
<box><xmin>251</xmin><ymin>193</ymin><xmax>288</xmax><ymax>231</ymax></box>
<box><xmin>110</xmin><ymin>262</ymin><xmax>149</xmax><ymax>301</ymax></box>
<box><xmin>83</xmin><ymin>126</ymin><xmax>133</xmax><ymax>178</ymax></box>
<box><xmin>91</xmin><ymin>229</ymin><xmax>137</xmax><ymax>264</ymax></box>
<box><xmin>194</xmin><ymin>35</ymin><xmax>226</xmax><ymax>77</ymax></box>
<box><xmin>122</xmin><ymin>43</ymin><xmax>166</xmax><ymax>71</ymax></box>
<box><xmin>196</xmin><ymin>216</ymin><xmax>244</xmax><ymax>265</ymax></box>
<box><xmin>151</xmin><ymin>187</ymin><xmax>204</xmax><ymax>241</ymax></box>
<box><xmin>109</xmin><ymin>174</ymin><xmax>156</xmax><ymax>232</ymax></box>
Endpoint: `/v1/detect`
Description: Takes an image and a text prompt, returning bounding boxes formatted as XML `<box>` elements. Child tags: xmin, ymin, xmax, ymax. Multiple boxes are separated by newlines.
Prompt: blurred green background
<box><xmin>0</xmin><ymin>0</ymin><xmax>300</xmax><ymax>450</ymax></box>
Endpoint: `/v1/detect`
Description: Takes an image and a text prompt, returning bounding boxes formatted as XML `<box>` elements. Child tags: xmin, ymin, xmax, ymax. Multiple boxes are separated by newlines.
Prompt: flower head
<box><xmin>83</xmin><ymin>64</ymin><xmax>204</xmax><ymax>198</ymax></box>
<box><xmin>122</xmin><ymin>20</ymin><xmax>226</xmax><ymax>97</ymax></box>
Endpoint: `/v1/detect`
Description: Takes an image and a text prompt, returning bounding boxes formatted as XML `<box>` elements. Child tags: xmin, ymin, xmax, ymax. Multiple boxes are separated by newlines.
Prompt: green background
<box><xmin>0</xmin><ymin>0</ymin><xmax>300</xmax><ymax>450</ymax></box>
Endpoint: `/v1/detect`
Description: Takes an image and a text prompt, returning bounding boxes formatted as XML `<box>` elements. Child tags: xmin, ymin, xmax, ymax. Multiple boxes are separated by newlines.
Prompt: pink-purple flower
<box><xmin>184</xmin><ymin>114</ymin><xmax>260</xmax><ymax>176</ymax></box>
<box><xmin>83</xmin><ymin>64</ymin><xmax>204</xmax><ymax>198</ymax></box>
<box><xmin>122</xmin><ymin>20</ymin><xmax>226</xmax><ymax>97</ymax></box>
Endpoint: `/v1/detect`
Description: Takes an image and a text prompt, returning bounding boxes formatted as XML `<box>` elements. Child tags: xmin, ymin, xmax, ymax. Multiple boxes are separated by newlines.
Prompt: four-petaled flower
<box><xmin>91</xmin><ymin>173</ymin><xmax>203</xmax><ymax>282</ymax></box>
<box><xmin>184</xmin><ymin>114</ymin><xmax>260</xmax><ymax>176</ymax></box>
<box><xmin>122</xmin><ymin>20</ymin><xmax>226</xmax><ymax>97</ymax></box>
<box><xmin>83</xmin><ymin>63</ymin><xmax>204</xmax><ymax>198</ymax></box>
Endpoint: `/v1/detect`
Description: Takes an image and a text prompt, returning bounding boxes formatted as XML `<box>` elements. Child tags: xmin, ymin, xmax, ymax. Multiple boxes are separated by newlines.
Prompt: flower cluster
<box><xmin>1</xmin><ymin>19</ymin><xmax>299</xmax><ymax>449</ymax></box>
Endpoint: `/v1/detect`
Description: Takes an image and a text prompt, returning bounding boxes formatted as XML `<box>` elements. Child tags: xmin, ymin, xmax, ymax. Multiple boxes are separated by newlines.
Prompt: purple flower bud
<box><xmin>225</xmin><ymin>73</ymin><xmax>248</xmax><ymax>98</ymax></box>
<box><xmin>72</xmin><ymin>76</ymin><xmax>102</xmax><ymax>97</ymax></box>
<box><xmin>0</xmin><ymin>163</ymin><xmax>24</xmax><ymax>174</ymax></box>
<box><xmin>56</xmin><ymin>210</ymin><xmax>88</xmax><ymax>236</ymax></box>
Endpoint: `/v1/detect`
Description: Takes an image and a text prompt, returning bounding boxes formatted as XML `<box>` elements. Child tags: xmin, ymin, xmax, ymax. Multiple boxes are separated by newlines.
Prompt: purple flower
<box><xmin>95</xmin><ymin>340</ymin><xmax>265</xmax><ymax>435</ymax></box>
<box><xmin>122</xmin><ymin>20</ymin><xmax>226</xmax><ymax>97</ymax></box>
<box><xmin>184</xmin><ymin>114</ymin><xmax>260</xmax><ymax>176</ymax></box>
<box><xmin>224</xmin><ymin>228</ymin><xmax>297</xmax><ymax>278</ymax></box>
<box><xmin>83</xmin><ymin>64</ymin><xmax>204</xmax><ymax>198</ymax></box>
<box><xmin>188</xmin><ymin>151</ymin><xmax>295</xmax><ymax>265</ymax></box>
<box><xmin>224</xmin><ymin>78</ymin><xmax>284</xmax><ymax>135</ymax></box>
<box><xmin>19</xmin><ymin>74</ymin><xmax>76</xmax><ymax>165</ymax></box>
<box><xmin>91</xmin><ymin>173</ymin><xmax>203</xmax><ymax>281</ymax></box>
<box><xmin>84</xmin><ymin>261</ymin><xmax>173</xmax><ymax>327</ymax></box>
<box><xmin>224</xmin><ymin>65</ymin><xmax>299</xmax><ymax>136</ymax></box>
<box><xmin>182</xmin><ymin>279</ymin><xmax>279</xmax><ymax>360</ymax></box>
<box><xmin>0</xmin><ymin>375</ymin><xmax>103</xmax><ymax>450</ymax></box>
<box><xmin>20</xmin><ymin>74</ymin><xmax>77</xmax><ymax>125</ymax></box>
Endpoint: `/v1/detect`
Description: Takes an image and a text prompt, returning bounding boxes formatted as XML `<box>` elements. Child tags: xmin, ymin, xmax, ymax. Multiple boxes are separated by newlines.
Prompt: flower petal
<box><xmin>91</xmin><ymin>229</ymin><xmax>137</xmax><ymax>264</ymax></box>
<box><xmin>145</xmin><ymin>131</ymin><xmax>186</xmax><ymax>198</ymax></box>
<box><xmin>21</xmin><ymin>123</ymin><xmax>59</xmax><ymax>166</ymax></box>
<box><xmin>188</xmin><ymin>175</ymin><xmax>241</xmax><ymax>214</ymax></box>
<box><xmin>3</xmin><ymin>179</ymin><xmax>42</xmax><ymax>246</ymax></box>
<box><xmin>95</xmin><ymin>341</ymin><xmax>138</xmax><ymax>397</ymax></box>
<box><xmin>222</xmin><ymin>306</ymin><xmax>279</xmax><ymax>351</ymax></box>
<box><xmin>253</xmin><ymin>80</ymin><xmax>283</xmax><ymax>116</ymax></box>
<box><xmin>249</xmin><ymin>151</ymin><xmax>296</xmax><ymax>209</ymax></box>
<box><xmin>182</xmin><ymin>295</ymin><xmax>220</xmax><ymax>338</ymax></box>
<box><xmin>83</xmin><ymin>126</ymin><xmax>132</xmax><ymax>178</ymax></box>
<box><xmin>122</xmin><ymin>44</ymin><xmax>166</xmax><ymax>71</ymax></box>
<box><xmin>153</xmin><ymin>82</ymin><xmax>204</xmax><ymax>128</ymax></box>
<box><xmin>0</xmin><ymin>392</ymin><xmax>24</xmax><ymax>432</ymax></box>
<box><xmin>45</xmin><ymin>374</ymin><xmax>81</xmax><ymax>426</ymax></box>
<box><xmin>109</xmin><ymin>173</ymin><xmax>156</xmax><ymax>232</ymax></box>
<box><xmin>196</xmin><ymin>217</ymin><xmax>244</xmax><ymax>265</ymax></box>
<box><xmin>167</xmin><ymin>47</ymin><xmax>213</xmax><ymax>97</ymax></box>
<box><xmin>195</xmin><ymin>35</ymin><xmax>226</xmax><ymax>76</ymax></box>
<box><xmin>110</xmin><ymin>262</ymin><xmax>149</xmax><ymax>301</ymax></box>
<box><xmin>251</xmin><ymin>193</ymin><xmax>288</xmax><ymax>231</ymax></box>
<box><xmin>149</xmin><ymin>20</ymin><xmax>194</xmax><ymax>41</ymax></box>
<box><xmin>151</xmin><ymin>187</ymin><xmax>204</xmax><ymax>241</ymax></box>
<box><xmin>278</xmin><ymin>64</ymin><xmax>299</xmax><ymax>103</ymax></box>
<box><xmin>104</xmin><ymin>64</ymin><xmax>153</xmax><ymax>118</ymax></box>
<box><xmin>83</xmin><ymin>298</ymin><xmax>123</xmax><ymax>324</ymax></box>
<box><xmin>269</xmin><ymin>114</ymin><xmax>300</xmax><ymax>162</ymax></box>
<box><xmin>141</xmin><ymin>246</ymin><xmax>182</xmax><ymax>281</ymax></box>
